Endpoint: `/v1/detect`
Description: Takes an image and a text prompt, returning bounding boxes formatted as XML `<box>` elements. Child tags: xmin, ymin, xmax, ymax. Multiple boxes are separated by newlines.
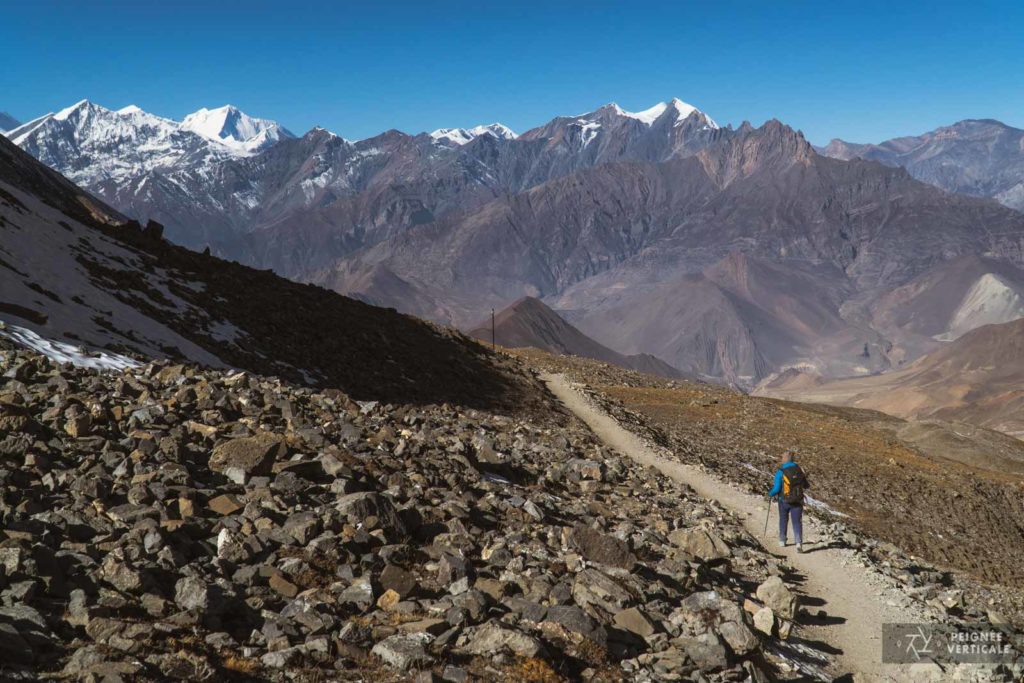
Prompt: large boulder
<box><xmin>336</xmin><ymin>492</ymin><xmax>408</xmax><ymax>539</ymax></box>
<box><xmin>456</xmin><ymin>623</ymin><xmax>543</xmax><ymax>658</ymax></box>
<box><xmin>208</xmin><ymin>432</ymin><xmax>286</xmax><ymax>476</ymax></box>
<box><xmin>756</xmin><ymin>576</ymin><xmax>797</xmax><ymax>620</ymax></box>
<box><xmin>569</xmin><ymin>524</ymin><xmax>637</xmax><ymax>570</ymax></box>
<box><xmin>668</xmin><ymin>527</ymin><xmax>731</xmax><ymax>562</ymax></box>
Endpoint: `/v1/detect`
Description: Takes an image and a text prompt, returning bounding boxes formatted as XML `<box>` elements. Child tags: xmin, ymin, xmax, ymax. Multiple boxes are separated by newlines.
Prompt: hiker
<box><xmin>768</xmin><ymin>452</ymin><xmax>809</xmax><ymax>552</ymax></box>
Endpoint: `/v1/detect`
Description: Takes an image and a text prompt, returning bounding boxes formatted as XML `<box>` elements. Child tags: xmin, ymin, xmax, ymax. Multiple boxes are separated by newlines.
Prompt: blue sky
<box><xmin>3</xmin><ymin>1</ymin><xmax>1022</xmax><ymax>144</ymax></box>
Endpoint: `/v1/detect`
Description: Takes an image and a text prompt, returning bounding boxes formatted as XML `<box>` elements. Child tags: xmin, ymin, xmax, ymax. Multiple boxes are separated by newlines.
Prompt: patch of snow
<box><xmin>584</xmin><ymin>98</ymin><xmax>719</xmax><ymax>129</ymax></box>
<box><xmin>1</xmin><ymin>322</ymin><xmax>140</xmax><ymax>371</ymax></box>
<box><xmin>804</xmin><ymin>495</ymin><xmax>848</xmax><ymax>517</ymax></box>
<box><xmin>574</xmin><ymin>120</ymin><xmax>602</xmax><ymax>147</ymax></box>
<box><xmin>53</xmin><ymin>99</ymin><xmax>93</xmax><ymax>121</ymax></box>
<box><xmin>430</xmin><ymin>123</ymin><xmax>517</xmax><ymax>145</ymax></box>
<box><xmin>628</xmin><ymin>101</ymin><xmax>672</xmax><ymax>125</ymax></box>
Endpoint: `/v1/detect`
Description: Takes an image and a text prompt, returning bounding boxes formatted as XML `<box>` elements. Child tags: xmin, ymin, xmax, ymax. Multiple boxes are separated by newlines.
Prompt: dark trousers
<box><xmin>778</xmin><ymin>499</ymin><xmax>803</xmax><ymax>544</ymax></box>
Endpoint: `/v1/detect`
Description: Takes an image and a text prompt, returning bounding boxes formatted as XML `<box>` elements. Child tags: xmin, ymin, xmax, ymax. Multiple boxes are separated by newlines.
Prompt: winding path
<box><xmin>543</xmin><ymin>373</ymin><xmax>921</xmax><ymax>682</ymax></box>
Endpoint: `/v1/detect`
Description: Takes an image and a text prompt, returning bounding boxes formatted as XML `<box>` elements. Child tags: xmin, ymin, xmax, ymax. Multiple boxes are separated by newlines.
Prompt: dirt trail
<box><xmin>543</xmin><ymin>373</ymin><xmax>918</xmax><ymax>682</ymax></box>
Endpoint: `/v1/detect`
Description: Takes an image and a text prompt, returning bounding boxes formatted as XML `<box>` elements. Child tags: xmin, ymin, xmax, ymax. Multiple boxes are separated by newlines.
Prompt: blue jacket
<box><xmin>769</xmin><ymin>461</ymin><xmax>800</xmax><ymax>498</ymax></box>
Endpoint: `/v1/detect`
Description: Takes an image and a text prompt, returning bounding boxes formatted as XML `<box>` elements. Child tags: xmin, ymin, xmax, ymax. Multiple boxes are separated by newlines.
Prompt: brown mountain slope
<box><xmin>868</xmin><ymin>255</ymin><xmax>1024</xmax><ymax>364</ymax></box>
<box><xmin>557</xmin><ymin>253</ymin><xmax>883</xmax><ymax>387</ymax></box>
<box><xmin>0</xmin><ymin>134</ymin><xmax>543</xmax><ymax>412</ymax></box>
<box><xmin>467</xmin><ymin>297</ymin><xmax>683</xmax><ymax>378</ymax></box>
<box><xmin>758</xmin><ymin>317</ymin><xmax>1024</xmax><ymax>437</ymax></box>
<box><xmin>325</xmin><ymin>121</ymin><xmax>1024</xmax><ymax>386</ymax></box>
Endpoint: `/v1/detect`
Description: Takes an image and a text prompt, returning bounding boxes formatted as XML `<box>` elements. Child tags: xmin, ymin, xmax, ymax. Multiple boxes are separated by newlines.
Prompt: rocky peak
<box><xmin>698</xmin><ymin>119</ymin><xmax>814</xmax><ymax>188</ymax></box>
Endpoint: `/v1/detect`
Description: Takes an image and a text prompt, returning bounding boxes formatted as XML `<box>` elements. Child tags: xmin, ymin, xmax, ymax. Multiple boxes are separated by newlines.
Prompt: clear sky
<box><xmin>3</xmin><ymin>0</ymin><xmax>1022</xmax><ymax>144</ymax></box>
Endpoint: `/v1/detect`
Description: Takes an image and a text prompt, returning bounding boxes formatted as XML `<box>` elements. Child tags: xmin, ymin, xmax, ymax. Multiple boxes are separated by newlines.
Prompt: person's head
<box><xmin>782</xmin><ymin>451</ymin><xmax>795</xmax><ymax>464</ymax></box>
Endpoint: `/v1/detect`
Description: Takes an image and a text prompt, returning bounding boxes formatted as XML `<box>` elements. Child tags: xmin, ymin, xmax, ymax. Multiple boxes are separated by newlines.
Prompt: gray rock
<box><xmin>678</xmin><ymin>631</ymin><xmax>729</xmax><ymax>670</ymax></box>
<box><xmin>336</xmin><ymin>492</ymin><xmax>408</xmax><ymax>538</ymax></box>
<box><xmin>752</xmin><ymin>607</ymin><xmax>774</xmax><ymax>636</ymax></box>
<box><xmin>756</xmin><ymin>576</ymin><xmax>797</xmax><ymax>620</ymax></box>
<box><xmin>261</xmin><ymin>645</ymin><xmax>306</xmax><ymax>668</ymax></box>
<box><xmin>174</xmin><ymin>576</ymin><xmax>209</xmax><ymax>611</ymax></box>
<box><xmin>544</xmin><ymin>605</ymin><xmax>606</xmax><ymax>645</ymax></box>
<box><xmin>372</xmin><ymin>633</ymin><xmax>434</xmax><ymax>671</ymax></box>
<box><xmin>457</xmin><ymin>623</ymin><xmax>543</xmax><ymax>658</ymax></box>
<box><xmin>572</xmin><ymin>568</ymin><xmax>637</xmax><ymax>615</ymax></box>
<box><xmin>380</xmin><ymin>564</ymin><xmax>417</xmax><ymax>598</ymax></box>
<box><xmin>339</xmin><ymin>576</ymin><xmax>375</xmax><ymax>610</ymax></box>
<box><xmin>614</xmin><ymin>606</ymin><xmax>656</xmax><ymax>638</ymax></box>
<box><xmin>718</xmin><ymin>620</ymin><xmax>759</xmax><ymax>656</ymax></box>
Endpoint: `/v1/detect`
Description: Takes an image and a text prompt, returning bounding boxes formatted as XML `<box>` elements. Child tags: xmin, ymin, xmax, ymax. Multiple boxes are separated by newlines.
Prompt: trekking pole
<box><xmin>762</xmin><ymin>496</ymin><xmax>772</xmax><ymax>538</ymax></box>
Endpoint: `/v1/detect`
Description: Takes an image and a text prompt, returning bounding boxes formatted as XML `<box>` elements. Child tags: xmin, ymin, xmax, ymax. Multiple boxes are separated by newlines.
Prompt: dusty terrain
<box><xmin>543</xmin><ymin>372</ymin><xmax>928</xmax><ymax>681</ymax></box>
<box><xmin>514</xmin><ymin>349</ymin><xmax>1024</xmax><ymax>628</ymax></box>
<box><xmin>759</xmin><ymin>317</ymin><xmax>1024</xmax><ymax>438</ymax></box>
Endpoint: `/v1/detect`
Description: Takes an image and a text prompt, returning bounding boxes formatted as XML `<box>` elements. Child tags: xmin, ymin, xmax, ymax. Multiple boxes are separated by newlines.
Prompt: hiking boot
<box><xmin>796</xmin><ymin>543</ymin><xmax>804</xmax><ymax>553</ymax></box>
<box><xmin>778</xmin><ymin>539</ymin><xmax>787</xmax><ymax>548</ymax></box>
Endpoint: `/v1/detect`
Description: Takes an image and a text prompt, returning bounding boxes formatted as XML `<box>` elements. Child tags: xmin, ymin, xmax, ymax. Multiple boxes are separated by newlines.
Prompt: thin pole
<box><xmin>763</xmin><ymin>497</ymin><xmax>772</xmax><ymax>538</ymax></box>
<box><xmin>491</xmin><ymin>308</ymin><xmax>495</xmax><ymax>350</ymax></box>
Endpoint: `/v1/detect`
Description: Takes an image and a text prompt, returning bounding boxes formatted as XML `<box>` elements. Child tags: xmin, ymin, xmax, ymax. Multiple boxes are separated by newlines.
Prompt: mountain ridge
<box><xmin>821</xmin><ymin>118</ymin><xmax>1024</xmax><ymax>211</ymax></box>
<box><xmin>467</xmin><ymin>296</ymin><xmax>685</xmax><ymax>378</ymax></box>
<box><xmin>0</xmin><ymin>131</ymin><xmax>544</xmax><ymax>411</ymax></box>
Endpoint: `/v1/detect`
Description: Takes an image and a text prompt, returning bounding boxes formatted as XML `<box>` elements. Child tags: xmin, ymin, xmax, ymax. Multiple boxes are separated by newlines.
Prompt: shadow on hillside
<box><xmin>91</xmin><ymin>225</ymin><xmax>553</xmax><ymax>414</ymax></box>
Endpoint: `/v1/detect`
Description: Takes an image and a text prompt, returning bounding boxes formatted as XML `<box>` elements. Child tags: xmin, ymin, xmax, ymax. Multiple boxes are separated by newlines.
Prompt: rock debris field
<box><xmin>0</xmin><ymin>344</ymin><xmax>845</xmax><ymax>682</ymax></box>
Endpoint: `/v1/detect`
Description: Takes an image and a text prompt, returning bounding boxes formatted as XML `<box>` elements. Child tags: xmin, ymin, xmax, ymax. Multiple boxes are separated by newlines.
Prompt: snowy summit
<box><xmin>182</xmin><ymin>105</ymin><xmax>295</xmax><ymax>154</ymax></box>
<box><xmin>430</xmin><ymin>123</ymin><xmax>518</xmax><ymax>146</ymax></box>
<box><xmin>586</xmin><ymin>98</ymin><xmax>719</xmax><ymax>129</ymax></box>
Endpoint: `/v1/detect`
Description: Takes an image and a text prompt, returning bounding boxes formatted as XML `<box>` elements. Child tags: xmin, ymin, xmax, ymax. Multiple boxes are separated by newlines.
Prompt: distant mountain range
<box><xmin>0</xmin><ymin>131</ymin><xmax>537</xmax><ymax>410</ymax></box>
<box><xmin>7</xmin><ymin>98</ymin><xmax>1024</xmax><ymax>388</ymax></box>
<box><xmin>821</xmin><ymin>119</ymin><xmax>1024</xmax><ymax>211</ymax></box>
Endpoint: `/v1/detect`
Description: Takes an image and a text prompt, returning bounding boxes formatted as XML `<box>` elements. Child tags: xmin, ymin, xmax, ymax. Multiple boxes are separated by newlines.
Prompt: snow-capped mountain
<box><xmin>429</xmin><ymin>123</ymin><xmax>517</xmax><ymax>146</ymax></box>
<box><xmin>603</xmin><ymin>97</ymin><xmax>718</xmax><ymax>127</ymax></box>
<box><xmin>182</xmin><ymin>104</ymin><xmax>294</xmax><ymax>154</ymax></box>
<box><xmin>0</xmin><ymin>111</ymin><xmax>19</xmax><ymax>133</ymax></box>
<box><xmin>7</xmin><ymin>96</ymin><xmax>731</xmax><ymax>263</ymax></box>
<box><xmin>12</xmin><ymin>94</ymin><xmax>1024</xmax><ymax>390</ymax></box>
<box><xmin>3</xmin><ymin>100</ymin><xmax>301</xmax><ymax>249</ymax></box>
<box><xmin>5</xmin><ymin>100</ymin><xmax>235</xmax><ymax>186</ymax></box>
<box><xmin>519</xmin><ymin>97</ymin><xmax>720</xmax><ymax>154</ymax></box>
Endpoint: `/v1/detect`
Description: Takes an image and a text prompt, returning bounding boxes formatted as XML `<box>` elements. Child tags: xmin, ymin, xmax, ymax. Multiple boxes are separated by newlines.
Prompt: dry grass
<box><xmin>508</xmin><ymin>657</ymin><xmax>563</xmax><ymax>683</ymax></box>
<box><xmin>221</xmin><ymin>655</ymin><xmax>260</xmax><ymax>675</ymax></box>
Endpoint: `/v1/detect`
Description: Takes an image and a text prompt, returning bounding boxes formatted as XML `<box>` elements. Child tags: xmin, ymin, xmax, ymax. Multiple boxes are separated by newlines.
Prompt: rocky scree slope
<box><xmin>1</xmin><ymin>347</ymin><xmax>816</xmax><ymax>681</ymax></box>
<box><xmin>0</xmin><ymin>132</ymin><xmax>539</xmax><ymax>413</ymax></box>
